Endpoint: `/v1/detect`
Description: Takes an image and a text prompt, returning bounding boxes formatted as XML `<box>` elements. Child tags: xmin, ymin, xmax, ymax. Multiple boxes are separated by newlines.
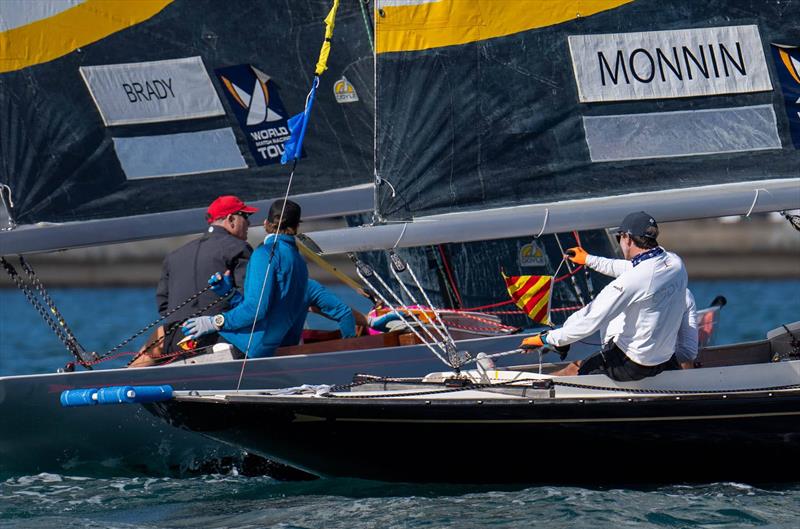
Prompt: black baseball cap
<box><xmin>617</xmin><ymin>211</ymin><xmax>658</xmax><ymax>238</ymax></box>
<box><xmin>268</xmin><ymin>199</ymin><xmax>302</xmax><ymax>229</ymax></box>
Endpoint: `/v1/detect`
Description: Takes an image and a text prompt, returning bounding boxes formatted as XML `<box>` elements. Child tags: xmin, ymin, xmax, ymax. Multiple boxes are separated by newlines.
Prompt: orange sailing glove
<box><xmin>520</xmin><ymin>332</ymin><xmax>548</xmax><ymax>351</ymax></box>
<box><xmin>565</xmin><ymin>246</ymin><xmax>588</xmax><ymax>265</ymax></box>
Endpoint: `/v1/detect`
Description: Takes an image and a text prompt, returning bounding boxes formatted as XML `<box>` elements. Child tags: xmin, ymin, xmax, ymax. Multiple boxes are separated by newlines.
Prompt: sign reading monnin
<box><xmin>569</xmin><ymin>25</ymin><xmax>772</xmax><ymax>102</ymax></box>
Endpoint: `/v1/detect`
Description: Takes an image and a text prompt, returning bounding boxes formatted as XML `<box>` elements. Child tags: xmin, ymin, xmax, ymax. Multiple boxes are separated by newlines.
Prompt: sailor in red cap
<box><xmin>134</xmin><ymin>195</ymin><xmax>258</xmax><ymax>364</ymax></box>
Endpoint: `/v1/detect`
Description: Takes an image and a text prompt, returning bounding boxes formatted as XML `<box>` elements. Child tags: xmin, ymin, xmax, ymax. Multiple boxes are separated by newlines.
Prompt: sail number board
<box><xmin>569</xmin><ymin>25</ymin><xmax>773</xmax><ymax>102</ymax></box>
<box><xmin>80</xmin><ymin>57</ymin><xmax>225</xmax><ymax>126</ymax></box>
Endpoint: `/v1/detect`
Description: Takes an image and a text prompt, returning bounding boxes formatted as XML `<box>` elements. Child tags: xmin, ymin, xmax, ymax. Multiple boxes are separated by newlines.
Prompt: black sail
<box><xmin>374</xmin><ymin>0</ymin><xmax>800</xmax><ymax>221</ymax></box>
<box><xmin>0</xmin><ymin>0</ymin><xmax>374</xmax><ymax>227</ymax></box>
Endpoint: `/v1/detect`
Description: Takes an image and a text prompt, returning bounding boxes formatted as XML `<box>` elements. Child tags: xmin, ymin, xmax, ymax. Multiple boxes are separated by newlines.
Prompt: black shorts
<box><xmin>577</xmin><ymin>343</ymin><xmax>679</xmax><ymax>382</ymax></box>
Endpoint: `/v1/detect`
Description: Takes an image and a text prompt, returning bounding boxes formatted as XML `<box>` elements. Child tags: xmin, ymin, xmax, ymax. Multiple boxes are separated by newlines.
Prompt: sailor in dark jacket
<box><xmin>155</xmin><ymin>195</ymin><xmax>257</xmax><ymax>354</ymax></box>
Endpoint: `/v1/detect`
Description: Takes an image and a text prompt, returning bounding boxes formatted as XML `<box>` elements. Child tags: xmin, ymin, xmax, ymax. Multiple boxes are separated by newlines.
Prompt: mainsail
<box><xmin>310</xmin><ymin>0</ymin><xmax>799</xmax><ymax>254</ymax></box>
<box><xmin>374</xmin><ymin>0</ymin><xmax>798</xmax><ymax>219</ymax></box>
<box><xmin>0</xmin><ymin>0</ymin><xmax>374</xmax><ymax>253</ymax></box>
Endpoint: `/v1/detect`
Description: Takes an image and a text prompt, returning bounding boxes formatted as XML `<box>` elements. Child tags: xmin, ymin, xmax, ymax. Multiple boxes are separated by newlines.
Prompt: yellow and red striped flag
<box><xmin>503</xmin><ymin>273</ymin><xmax>553</xmax><ymax>325</ymax></box>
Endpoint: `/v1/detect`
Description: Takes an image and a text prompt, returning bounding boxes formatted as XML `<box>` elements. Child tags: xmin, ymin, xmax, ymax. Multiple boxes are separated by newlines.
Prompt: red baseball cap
<box><xmin>206</xmin><ymin>195</ymin><xmax>258</xmax><ymax>223</ymax></box>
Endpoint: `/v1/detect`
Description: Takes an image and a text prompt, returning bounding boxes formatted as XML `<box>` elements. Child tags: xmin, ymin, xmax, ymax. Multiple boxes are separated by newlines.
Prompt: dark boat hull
<box><xmin>1</xmin><ymin>333</ymin><xmax>561</xmax><ymax>477</ymax></box>
<box><xmin>150</xmin><ymin>390</ymin><xmax>800</xmax><ymax>484</ymax></box>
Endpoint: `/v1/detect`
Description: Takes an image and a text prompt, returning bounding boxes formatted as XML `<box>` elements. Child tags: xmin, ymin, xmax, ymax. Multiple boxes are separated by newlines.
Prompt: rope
<box><xmin>352</xmin><ymin>256</ymin><xmax>455</xmax><ymax>368</ymax></box>
<box><xmin>1</xmin><ymin>257</ymin><xmax>90</xmax><ymax>367</ymax></box>
<box><xmin>0</xmin><ymin>184</ymin><xmax>16</xmax><ymax>231</ymax></box>
<box><xmin>357</xmin><ymin>0</ymin><xmax>374</xmax><ymax>53</ymax></box>
<box><xmin>553</xmin><ymin>232</ymin><xmax>586</xmax><ymax>306</ymax></box>
<box><xmin>18</xmin><ymin>256</ymin><xmax>89</xmax><ymax>358</ymax></box>
<box><xmin>573</xmin><ymin>230</ymin><xmax>595</xmax><ymax>299</ymax></box>
<box><xmin>552</xmin><ymin>380</ymin><xmax>800</xmax><ymax>395</ymax></box>
<box><xmin>236</xmin><ymin>159</ymin><xmax>299</xmax><ymax>390</ymax></box>
<box><xmin>782</xmin><ymin>210</ymin><xmax>800</xmax><ymax>232</ymax></box>
<box><xmin>322</xmin><ymin>373</ymin><xmax>800</xmax><ymax>400</ymax></box>
<box><xmin>390</xmin><ymin>252</ymin><xmax>458</xmax><ymax>355</ymax></box>
<box><xmin>102</xmin><ymin>285</ymin><xmax>219</xmax><ymax>360</ymax></box>
<box><xmin>437</xmin><ymin>310</ymin><xmax>518</xmax><ymax>333</ymax></box>
<box><xmin>437</xmin><ymin>245</ymin><xmax>463</xmax><ymax>308</ymax></box>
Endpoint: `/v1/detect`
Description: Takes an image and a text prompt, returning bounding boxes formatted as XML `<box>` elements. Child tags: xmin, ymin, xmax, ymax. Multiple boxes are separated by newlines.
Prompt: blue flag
<box><xmin>281</xmin><ymin>79</ymin><xmax>318</xmax><ymax>164</ymax></box>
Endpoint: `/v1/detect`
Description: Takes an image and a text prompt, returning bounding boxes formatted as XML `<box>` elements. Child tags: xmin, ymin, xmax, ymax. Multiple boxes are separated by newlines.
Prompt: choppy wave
<box><xmin>2</xmin><ymin>473</ymin><xmax>800</xmax><ymax>529</ymax></box>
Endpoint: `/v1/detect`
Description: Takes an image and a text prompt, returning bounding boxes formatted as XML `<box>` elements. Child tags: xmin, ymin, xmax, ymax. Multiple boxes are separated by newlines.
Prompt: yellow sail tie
<box><xmin>315</xmin><ymin>0</ymin><xmax>341</xmax><ymax>76</ymax></box>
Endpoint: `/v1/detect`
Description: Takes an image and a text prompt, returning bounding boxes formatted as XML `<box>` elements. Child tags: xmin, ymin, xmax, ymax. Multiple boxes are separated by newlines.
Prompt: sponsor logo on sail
<box><xmin>215</xmin><ymin>64</ymin><xmax>291</xmax><ymax>165</ymax></box>
<box><xmin>771</xmin><ymin>44</ymin><xmax>800</xmax><ymax>149</ymax></box>
<box><xmin>518</xmin><ymin>241</ymin><xmax>547</xmax><ymax>268</ymax></box>
<box><xmin>568</xmin><ymin>25</ymin><xmax>772</xmax><ymax>102</ymax></box>
<box><xmin>333</xmin><ymin>76</ymin><xmax>359</xmax><ymax>103</ymax></box>
<box><xmin>219</xmin><ymin>66</ymin><xmax>285</xmax><ymax>125</ymax></box>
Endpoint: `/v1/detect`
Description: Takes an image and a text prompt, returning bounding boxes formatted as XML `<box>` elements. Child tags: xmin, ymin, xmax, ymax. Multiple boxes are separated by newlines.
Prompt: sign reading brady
<box><xmin>569</xmin><ymin>25</ymin><xmax>772</xmax><ymax>102</ymax></box>
<box><xmin>771</xmin><ymin>44</ymin><xmax>800</xmax><ymax>149</ymax></box>
<box><xmin>215</xmin><ymin>65</ymin><xmax>291</xmax><ymax>165</ymax></box>
<box><xmin>80</xmin><ymin>57</ymin><xmax>225</xmax><ymax>126</ymax></box>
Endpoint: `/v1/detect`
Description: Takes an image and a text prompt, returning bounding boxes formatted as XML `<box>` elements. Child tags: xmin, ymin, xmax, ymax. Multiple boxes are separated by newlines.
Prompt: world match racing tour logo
<box><xmin>215</xmin><ymin>64</ymin><xmax>292</xmax><ymax>165</ymax></box>
<box><xmin>771</xmin><ymin>44</ymin><xmax>800</xmax><ymax>149</ymax></box>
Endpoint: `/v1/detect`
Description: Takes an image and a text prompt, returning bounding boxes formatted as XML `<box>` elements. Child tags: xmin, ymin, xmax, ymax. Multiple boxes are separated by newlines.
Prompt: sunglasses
<box><xmin>615</xmin><ymin>232</ymin><xmax>627</xmax><ymax>243</ymax></box>
<box><xmin>232</xmin><ymin>211</ymin><xmax>252</xmax><ymax>220</ymax></box>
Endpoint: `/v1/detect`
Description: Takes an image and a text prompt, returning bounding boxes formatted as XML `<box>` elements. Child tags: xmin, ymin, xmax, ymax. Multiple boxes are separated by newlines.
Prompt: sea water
<box><xmin>1</xmin><ymin>282</ymin><xmax>799</xmax><ymax>528</ymax></box>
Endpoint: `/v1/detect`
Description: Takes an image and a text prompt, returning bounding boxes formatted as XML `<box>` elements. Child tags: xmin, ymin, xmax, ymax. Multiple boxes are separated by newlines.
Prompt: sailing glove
<box><xmin>182</xmin><ymin>316</ymin><xmax>220</xmax><ymax>339</ymax></box>
<box><xmin>521</xmin><ymin>332</ymin><xmax>548</xmax><ymax>350</ymax></box>
<box><xmin>209</xmin><ymin>271</ymin><xmax>234</xmax><ymax>296</ymax></box>
<box><xmin>565</xmin><ymin>246</ymin><xmax>588</xmax><ymax>265</ymax></box>
<box><xmin>368</xmin><ymin>311</ymin><xmax>402</xmax><ymax>332</ymax></box>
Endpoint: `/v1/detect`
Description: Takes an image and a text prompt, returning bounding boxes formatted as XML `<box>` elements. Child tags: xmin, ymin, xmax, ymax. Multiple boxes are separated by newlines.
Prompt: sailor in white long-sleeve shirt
<box><xmin>581</xmin><ymin>249</ymin><xmax>699</xmax><ymax>369</ymax></box>
<box><xmin>520</xmin><ymin>212</ymin><xmax>689</xmax><ymax>381</ymax></box>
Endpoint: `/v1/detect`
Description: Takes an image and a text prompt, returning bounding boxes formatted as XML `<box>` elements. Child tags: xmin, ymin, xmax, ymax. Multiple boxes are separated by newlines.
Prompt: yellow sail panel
<box><xmin>376</xmin><ymin>0</ymin><xmax>633</xmax><ymax>54</ymax></box>
<box><xmin>0</xmin><ymin>0</ymin><xmax>173</xmax><ymax>74</ymax></box>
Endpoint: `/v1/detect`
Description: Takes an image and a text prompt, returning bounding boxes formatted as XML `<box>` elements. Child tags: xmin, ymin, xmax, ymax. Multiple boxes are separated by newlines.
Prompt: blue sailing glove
<box><xmin>369</xmin><ymin>311</ymin><xmax>402</xmax><ymax>332</ymax></box>
<box><xmin>182</xmin><ymin>316</ymin><xmax>219</xmax><ymax>339</ymax></box>
<box><xmin>208</xmin><ymin>271</ymin><xmax>233</xmax><ymax>297</ymax></box>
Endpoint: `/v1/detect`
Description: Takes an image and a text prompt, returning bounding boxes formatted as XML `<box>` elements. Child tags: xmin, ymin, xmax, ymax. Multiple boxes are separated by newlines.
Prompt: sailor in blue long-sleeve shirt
<box><xmin>217</xmin><ymin>277</ymin><xmax>356</xmax><ymax>353</ymax></box>
<box><xmin>182</xmin><ymin>200</ymin><xmax>309</xmax><ymax>358</ymax></box>
<box><xmin>295</xmin><ymin>279</ymin><xmax>357</xmax><ymax>340</ymax></box>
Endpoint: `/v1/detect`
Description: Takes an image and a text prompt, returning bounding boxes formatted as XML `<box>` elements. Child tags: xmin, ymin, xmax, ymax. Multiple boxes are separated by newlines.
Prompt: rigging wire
<box><xmin>573</xmin><ymin>230</ymin><xmax>595</xmax><ymax>299</ymax></box>
<box><xmin>436</xmin><ymin>244</ymin><xmax>463</xmax><ymax>308</ymax></box>
<box><xmin>1</xmin><ymin>256</ymin><xmax>88</xmax><ymax>366</ymax></box>
<box><xmin>357</xmin><ymin>0</ymin><xmax>374</xmax><ymax>53</ymax></box>
<box><xmin>387</xmin><ymin>251</ymin><xmax>458</xmax><ymax>359</ymax></box>
<box><xmin>0</xmin><ymin>184</ymin><xmax>16</xmax><ymax>231</ymax></box>
<box><xmin>553</xmin><ymin>232</ymin><xmax>586</xmax><ymax>307</ymax></box>
<box><xmin>350</xmin><ymin>255</ymin><xmax>455</xmax><ymax>368</ymax></box>
<box><xmin>236</xmin><ymin>159</ymin><xmax>299</xmax><ymax>391</ymax></box>
<box><xmin>236</xmin><ymin>0</ymin><xmax>341</xmax><ymax>389</ymax></box>
<box><xmin>366</xmin><ymin>259</ymin><xmax>451</xmax><ymax>356</ymax></box>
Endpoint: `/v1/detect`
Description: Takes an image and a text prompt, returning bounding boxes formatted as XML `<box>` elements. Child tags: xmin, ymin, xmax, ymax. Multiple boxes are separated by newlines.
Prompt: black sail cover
<box><xmin>374</xmin><ymin>0</ymin><xmax>800</xmax><ymax>220</ymax></box>
<box><xmin>0</xmin><ymin>0</ymin><xmax>373</xmax><ymax>225</ymax></box>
